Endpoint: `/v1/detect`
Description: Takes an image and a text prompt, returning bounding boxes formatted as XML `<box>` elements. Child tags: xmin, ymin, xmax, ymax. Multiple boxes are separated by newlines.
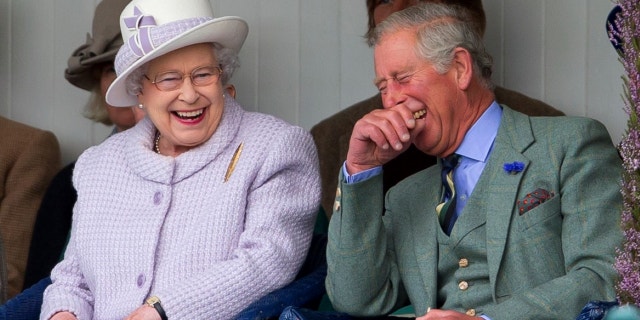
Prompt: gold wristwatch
<box><xmin>145</xmin><ymin>296</ymin><xmax>168</xmax><ymax>320</ymax></box>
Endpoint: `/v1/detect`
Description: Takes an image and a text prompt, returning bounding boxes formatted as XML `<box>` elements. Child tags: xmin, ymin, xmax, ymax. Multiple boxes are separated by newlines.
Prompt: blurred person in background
<box><xmin>0</xmin><ymin>115</ymin><xmax>61</xmax><ymax>301</ymax></box>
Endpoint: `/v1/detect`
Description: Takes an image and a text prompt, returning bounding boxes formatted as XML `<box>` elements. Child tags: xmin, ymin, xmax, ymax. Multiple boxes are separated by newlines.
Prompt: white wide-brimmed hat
<box><xmin>106</xmin><ymin>0</ymin><xmax>248</xmax><ymax>107</ymax></box>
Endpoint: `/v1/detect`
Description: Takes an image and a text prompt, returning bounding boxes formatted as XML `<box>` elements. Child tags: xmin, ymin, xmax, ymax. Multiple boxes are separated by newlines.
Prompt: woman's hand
<box><xmin>125</xmin><ymin>305</ymin><xmax>162</xmax><ymax>320</ymax></box>
<box><xmin>50</xmin><ymin>312</ymin><xmax>78</xmax><ymax>320</ymax></box>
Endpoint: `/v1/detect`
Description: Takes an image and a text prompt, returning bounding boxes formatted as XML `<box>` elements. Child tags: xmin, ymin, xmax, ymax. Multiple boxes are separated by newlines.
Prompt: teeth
<box><xmin>413</xmin><ymin>109</ymin><xmax>426</xmax><ymax>119</ymax></box>
<box><xmin>176</xmin><ymin>109</ymin><xmax>204</xmax><ymax>119</ymax></box>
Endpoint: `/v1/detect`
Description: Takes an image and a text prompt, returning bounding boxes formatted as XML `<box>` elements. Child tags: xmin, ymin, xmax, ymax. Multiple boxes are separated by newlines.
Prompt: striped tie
<box><xmin>436</xmin><ymin>154</ymin><xmax>459</xmax><ymax>235</ymax></box>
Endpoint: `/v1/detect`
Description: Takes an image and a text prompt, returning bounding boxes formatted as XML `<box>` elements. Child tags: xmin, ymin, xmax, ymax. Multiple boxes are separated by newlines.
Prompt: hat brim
<box><xmin>106</xmin><ymin>16</ymin><xmax>248</xmax><ymax>107</ymax></box>
<box><xmin>65</xmin><ymin>47</ymin><xmax>120</xmax><ymax>91</ymax></box>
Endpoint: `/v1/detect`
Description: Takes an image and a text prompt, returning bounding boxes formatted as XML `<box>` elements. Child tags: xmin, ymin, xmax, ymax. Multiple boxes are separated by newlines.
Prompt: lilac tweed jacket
<box><xmin>40</xmin><ymin>97</ymin><xmax>320</xmax><ymax>320</ymax></box>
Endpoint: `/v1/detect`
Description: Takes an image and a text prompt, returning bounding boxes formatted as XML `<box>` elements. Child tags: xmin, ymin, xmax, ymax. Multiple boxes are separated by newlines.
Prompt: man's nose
<box><xmin>382</xmin><ymin>82</ymin><xmax>406</xmax><ymax>108</ymax></box>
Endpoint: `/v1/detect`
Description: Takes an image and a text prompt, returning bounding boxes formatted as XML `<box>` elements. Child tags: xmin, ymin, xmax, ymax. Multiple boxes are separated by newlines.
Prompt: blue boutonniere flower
<box><xmin>503</xmin><ymin>161</ymin><xmax>525</xmax><ymax>175</ymax></box>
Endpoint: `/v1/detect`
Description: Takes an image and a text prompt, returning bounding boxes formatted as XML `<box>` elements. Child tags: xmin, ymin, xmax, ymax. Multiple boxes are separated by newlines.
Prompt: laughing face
<box><xmin>138</xmin><ymin>43</ymin><xmax>225</xmax><ymax>156</ymax></box>
<box><xmin>374</xmin><ymin>29</ymin><xmax>464</xmax><ymax>158</ymax></box>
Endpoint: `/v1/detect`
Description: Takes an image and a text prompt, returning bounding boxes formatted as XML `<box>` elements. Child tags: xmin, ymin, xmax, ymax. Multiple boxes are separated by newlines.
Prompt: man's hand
<box><xmin>416</xmin><ymin>308</ymin><xmax>483</xmax><ymax>320</ymax></box>
<box><xmin>346</xmin><ymin>104</ymin><xmax>426</xmax><ymax>174</ymax></box>
<box><xmin>125</xmin><ymin>304</ymin><xmax>162</xmax><ymax>320</ymax></box>
<box><xmin>50</xmin><ymin>312</ymin><xmax>78</xmax><ymax>320</ymax></box>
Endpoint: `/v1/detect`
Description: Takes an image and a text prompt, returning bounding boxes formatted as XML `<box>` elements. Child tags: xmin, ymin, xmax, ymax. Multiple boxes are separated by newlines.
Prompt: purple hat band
<box><xmin>114</xmin><ymin>9</ymin><xmax>213</xmax><ymax>76</ymax></box>
<box><xmin>124</xmin><ymin>6</ymin><xmax>157</xmax><ymax>57</ymax></box>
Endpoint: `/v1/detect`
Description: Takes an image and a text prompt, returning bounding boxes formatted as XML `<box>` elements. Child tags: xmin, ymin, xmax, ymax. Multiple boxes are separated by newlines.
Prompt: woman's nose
<box><xmin>178</xmin><ymin>78</ymin><xmax>200</xmax><ymax>103</ymax></box>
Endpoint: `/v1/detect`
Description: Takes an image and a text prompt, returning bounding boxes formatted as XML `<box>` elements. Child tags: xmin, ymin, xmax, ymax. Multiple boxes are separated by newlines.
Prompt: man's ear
<box><xmin>452</xmin><ymin>47</ymin><xmax>473</xmax><ymax>90</ymax></box>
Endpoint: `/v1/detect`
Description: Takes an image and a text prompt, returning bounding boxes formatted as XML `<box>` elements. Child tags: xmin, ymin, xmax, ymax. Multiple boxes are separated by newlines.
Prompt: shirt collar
<box><xmin>455</xmin><ymin>101</ymin><xmax>502</xmax><ymax>163</ymax></box>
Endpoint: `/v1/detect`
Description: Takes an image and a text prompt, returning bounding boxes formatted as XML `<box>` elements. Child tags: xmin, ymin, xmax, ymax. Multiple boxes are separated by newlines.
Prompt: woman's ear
<box><xmin>131</xmin><ymin>105</ymin><xmax>146</xmax><ymax>123</ymax></box>
<box><xmin>452</xmin><ymin>47</ymin><xmax>473</xmax><ymax>91</ymax></box>
<box><xmin>224</xmin><ymin>84</ymin><xmax>236</xmax><ymax>99</ymax></box>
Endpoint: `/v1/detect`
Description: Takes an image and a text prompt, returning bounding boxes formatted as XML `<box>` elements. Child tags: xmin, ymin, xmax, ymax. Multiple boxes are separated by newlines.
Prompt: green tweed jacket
<box><xmin>326</xmin><ymin>106</ymin><xmax>623</xmax><ymax>319</ymax></box>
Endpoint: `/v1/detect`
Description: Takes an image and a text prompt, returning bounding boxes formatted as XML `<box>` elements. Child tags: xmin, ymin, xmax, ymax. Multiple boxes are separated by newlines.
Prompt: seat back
<box><xmin>0</xmin><ymin>230</ymin><xmax>7</xmax><ymax>305</ymax></box>
<box><xmin>0</xmin><ymin>232</ymin><xmax>8</xmax><ymax>304</ymax></box>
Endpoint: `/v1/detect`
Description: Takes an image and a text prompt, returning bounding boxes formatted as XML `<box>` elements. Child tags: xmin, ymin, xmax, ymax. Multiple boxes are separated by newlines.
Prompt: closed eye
<box><xmin>375</xmin><ymin>80</ymin><xmax>388</xmax><ymax>94</ymax></box>
<box><xmin>193</xmin><ymin>72</ymin><xmax>214</xmax><ymax>80</ymax></box>
<box><xmin>394</xmin><ymin>74</ymin><xmax>412</xmax><ymax>84</ymax></box>
<box><xmin>156</xmin><ymin>73</ymin><xmax>181</xmax><ymax>83</ymax></box>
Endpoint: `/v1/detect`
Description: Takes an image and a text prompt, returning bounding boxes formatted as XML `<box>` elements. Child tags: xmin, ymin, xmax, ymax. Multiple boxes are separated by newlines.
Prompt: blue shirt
<box><xmin>449</xmin><ymin>101</ymin><xmax>502</xmax><ymax>216</ymax></box>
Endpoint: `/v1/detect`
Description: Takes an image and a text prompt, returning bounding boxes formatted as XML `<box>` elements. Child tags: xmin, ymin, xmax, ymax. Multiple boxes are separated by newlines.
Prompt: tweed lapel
<box><xmin>483</xmin><ymin>106</ymin><xmax>535</xmax><ymax>292</ymax></box>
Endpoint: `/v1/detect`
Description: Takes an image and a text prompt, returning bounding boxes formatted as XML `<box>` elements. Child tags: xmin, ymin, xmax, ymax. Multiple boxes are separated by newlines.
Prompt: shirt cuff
<box><xmin>480</xmin><ymin>315</ymin><xmax>492</xmax><ymax>320</ymax></box>
<box><xmin>342</xmin><ymin>162</ymin><xmax>382</xmax><ymax>184</ymax></box>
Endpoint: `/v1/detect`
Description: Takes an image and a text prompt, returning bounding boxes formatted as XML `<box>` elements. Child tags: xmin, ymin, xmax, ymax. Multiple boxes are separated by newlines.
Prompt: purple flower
<box><xmin>503</xmin><ymin>161</ymin><xmax>525</xmax><ymax>175</ymax></box>
<box><xmin>611</xmin><ymin>0</ymin><xmax>640</xmax><ymax>306</ymax></box>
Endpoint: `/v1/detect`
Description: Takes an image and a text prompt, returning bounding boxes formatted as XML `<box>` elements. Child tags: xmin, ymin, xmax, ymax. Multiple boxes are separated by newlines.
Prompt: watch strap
<box><xmin>146</xmin><ymin>296</ymin><xmax>168</xmax><ymax>320</ymax></box>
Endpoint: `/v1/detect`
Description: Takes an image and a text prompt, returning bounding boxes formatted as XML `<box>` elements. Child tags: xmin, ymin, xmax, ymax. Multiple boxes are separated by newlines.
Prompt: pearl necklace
<box><xmin>154</xmin><ymin>131</ymin><xmax>161</xmax><ymax>154</ymax></box>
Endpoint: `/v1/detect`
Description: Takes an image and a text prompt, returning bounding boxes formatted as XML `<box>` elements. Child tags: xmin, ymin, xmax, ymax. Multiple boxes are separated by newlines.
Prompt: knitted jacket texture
<box><xmin>40</xmin><ymin>98</ymin><xmax>320</xmax><ymax>319</ymax></box>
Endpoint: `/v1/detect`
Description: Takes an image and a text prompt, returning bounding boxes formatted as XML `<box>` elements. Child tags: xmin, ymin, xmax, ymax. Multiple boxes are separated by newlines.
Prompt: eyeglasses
<box><xmin>144</xmin><ymin>65</ymin><xmax>223</xmax><ymax>91</ymax></box>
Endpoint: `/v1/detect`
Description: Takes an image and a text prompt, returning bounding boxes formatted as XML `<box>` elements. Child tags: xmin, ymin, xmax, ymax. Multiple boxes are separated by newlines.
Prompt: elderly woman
<box><xmin>40</xmin><ymin>0</ymin><xmax>320</xmax><ymax>319</ymax></box>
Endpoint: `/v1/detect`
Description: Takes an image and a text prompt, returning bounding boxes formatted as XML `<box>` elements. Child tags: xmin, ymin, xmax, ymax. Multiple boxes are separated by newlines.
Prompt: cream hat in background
<box><xmin>106</xmin><ymin>0</ymin><xmax>248</xmax><ymax>107</ymax></box>
<box><xmin>65</xmin><ymin>0</ymin><xmax>131</xmax><ymax>91</ymax></box>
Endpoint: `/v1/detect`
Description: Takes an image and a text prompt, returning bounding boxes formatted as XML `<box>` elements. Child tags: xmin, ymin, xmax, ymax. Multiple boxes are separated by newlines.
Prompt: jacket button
<box><xmin>459</xmin><ymin>258</ymin><xmax>469</xmax><ymax>268</ymax></box>
<box><xmin>458</xmin><ymin>281</ymin><xmax>469</xmax><ymax>291</ymax></box>
<box><xmin>466</xmin><ymin>309</ymin><xmax>476</xmax><ymax>316</ymax></box>
<box><xmin>153</xmin><ymin>191</ymin><xmax>162</xmax><ymax>205</ymax></box>
<box><xmin>137</xmin><ymin>274</ymin><xmax>146</xmax><ymax>287</ymax></box>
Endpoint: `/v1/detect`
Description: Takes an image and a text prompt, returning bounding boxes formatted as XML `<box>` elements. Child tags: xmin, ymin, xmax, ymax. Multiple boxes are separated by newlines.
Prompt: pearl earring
<box><xmin>138</xmin><ymin>104</ymin><xmax>144</xmax><ymax>109</ymax></box>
